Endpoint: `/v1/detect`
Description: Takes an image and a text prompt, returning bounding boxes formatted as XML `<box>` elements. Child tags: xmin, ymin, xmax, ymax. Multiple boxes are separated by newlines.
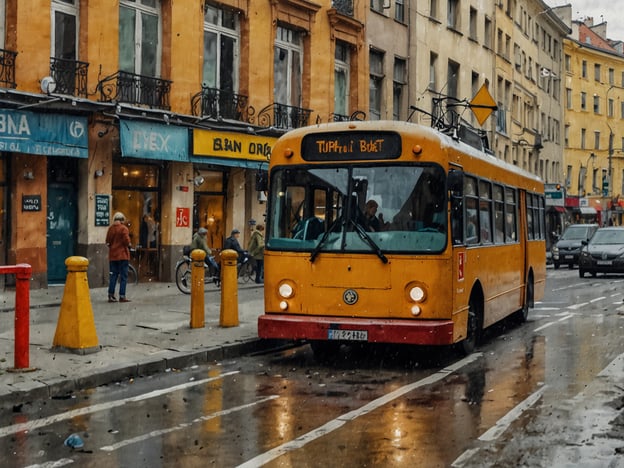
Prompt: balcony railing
<box><xmin>191</xmin><ymin>86</ymin><xmax>251</xmax><ymax>122</ymax></box>
<box><xmin>0</xmin><ymin>48</ymin><xmax>17</xmax><ymax>89</ymax></box>
<box><xmin>332</xmin><ymin>0</ymin><xmax>354</xmax><ymax>16</ymax></box>
<box><xmin>257</xmin><ymin>103</ymin><xmax>313</xmax><ymax>130</ymax></box>
<box><xmin>331</xmin><ymin>110</ymin><xmax>366</xmax><ymax>122</ymax></box>
<box><xmin>50</xmin><ymin>57</ymin><xmax>89</xmax><ymax>97</ymax></box>
<box><xmin>96</xmin><ymin>70</ymin><xmax>172</xmax><ymax>109</ymax></box>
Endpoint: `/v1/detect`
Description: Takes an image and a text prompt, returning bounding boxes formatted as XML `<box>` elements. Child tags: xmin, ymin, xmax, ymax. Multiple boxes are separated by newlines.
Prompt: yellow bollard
<box><xmin>190</xmin><ymin>249</ymin><xmax>206</xmax><ymax>328</ymax></box>
<box><xmin>219</xmin><ymin>249</ymin><xmax>239</xmax><ymax>327</ymax></box>
<box><xmin>52</xmin><ymin>256</ymin><xmax>100</xmax><ymax>354</ymax></box>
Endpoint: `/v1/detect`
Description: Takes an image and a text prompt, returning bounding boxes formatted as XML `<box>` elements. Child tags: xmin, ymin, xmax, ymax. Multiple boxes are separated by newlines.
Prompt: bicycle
<box><xmin>175</xmin><ymin>248</ymin><xmax>221</xmax><ymax>294</ymax></box>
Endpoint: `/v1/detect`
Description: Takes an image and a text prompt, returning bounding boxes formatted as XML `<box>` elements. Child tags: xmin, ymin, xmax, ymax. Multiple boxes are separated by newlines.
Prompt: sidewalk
<box><xmin>0</xmin><ymin>280</ymin><xmax>275</xmax><ymax>407</ymax></box>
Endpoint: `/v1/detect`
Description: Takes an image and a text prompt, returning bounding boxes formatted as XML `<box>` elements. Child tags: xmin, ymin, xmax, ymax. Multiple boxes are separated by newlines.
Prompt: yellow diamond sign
<box><xmin>470</xmin><ymin>84</ymin><xmax>497</xmax><ymax>126</ymax></box>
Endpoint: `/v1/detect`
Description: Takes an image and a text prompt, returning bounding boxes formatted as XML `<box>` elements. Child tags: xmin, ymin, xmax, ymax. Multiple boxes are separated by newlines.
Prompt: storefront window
<box><xmin>112</xmin><ymin>163</ymin><xmax>160</xmax><ymax>278</ymax></box>
<box><xmin>193</xmin><ymin>169</ymin><xmax>225</xmax><ymax>250</ymax></box>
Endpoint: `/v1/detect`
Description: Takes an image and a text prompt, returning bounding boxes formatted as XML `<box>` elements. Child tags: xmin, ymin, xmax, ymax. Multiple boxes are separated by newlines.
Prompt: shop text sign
<box><xmin>120</xmin><ymin>119</ymin><xmax>189</xmax><ymax>161</ymax></box>
<box><xmin>0</xmin><ymin>110</ymin><xmax>88</xmax><ymax>158</ymax></box>
<box><xmin>176</xmin><ymin>207</ymin><xmax>190</xmax><ymax>227</ymax></box>
<box><xmin>95</xmin><ymin>194</ymin><xmax>110</xmax><ymax>226</ymax></box>
<box><xmin>22</xmin><ymin>195</ymin><xmax>41</xmax><ymax>212</ymax></box>
<box><xmin>193</xmin><ymin>129</ymin><xmax>274</xmax><ymax>163</ymax></box>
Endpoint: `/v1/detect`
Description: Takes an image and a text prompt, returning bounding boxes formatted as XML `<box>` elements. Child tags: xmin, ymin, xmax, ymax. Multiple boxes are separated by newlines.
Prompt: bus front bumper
<box><xmin>258</xmin><ymin>314</ymin><xmax>455</xmax><ymax>346</ymax></box>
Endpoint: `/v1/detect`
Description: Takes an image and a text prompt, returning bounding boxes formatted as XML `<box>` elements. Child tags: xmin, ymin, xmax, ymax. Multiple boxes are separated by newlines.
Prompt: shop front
<box><xmin>0</xmin><ymin>108</ymin><xmax>88</xmax><ymax>287</ymax></box>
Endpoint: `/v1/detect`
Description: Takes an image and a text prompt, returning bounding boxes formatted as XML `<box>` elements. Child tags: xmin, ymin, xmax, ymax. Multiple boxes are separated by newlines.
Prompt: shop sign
<box><xmin>95</xmin><ymin>194</ymin><xmax>110</xmax><ymax>226</ymax></box>
<box><xmin>120</xmin><ymin>120</ymin><xmax>189</xmax><ymax>161</ymax></box>
<box><xmin>0</xmin><ymin>110</ymin><xmax>87</xmax><ymax>158</ymax></box>
<box><xmin>22</xmin><ymin>194</ymin><xmax>41</xmax><ymax>212</ymax></box>
<box><xmin>193</xmin><ymin>129</ymin><xmax>274</xmax><ymax>164</ymax></box>
<box><xmin>176</xmin><ymin>207</ymin><xmax>190</xmax><ymax>227</ymax></box>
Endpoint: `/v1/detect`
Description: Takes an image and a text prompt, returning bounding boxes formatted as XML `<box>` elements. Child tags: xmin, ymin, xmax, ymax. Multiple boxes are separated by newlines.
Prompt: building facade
<box><xmin>0</xmin><ymin>0</ymin><xmax>368</xmax><ymax>288</ymax></box>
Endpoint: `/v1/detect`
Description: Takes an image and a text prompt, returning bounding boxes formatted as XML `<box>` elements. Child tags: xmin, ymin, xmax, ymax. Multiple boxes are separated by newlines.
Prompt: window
<box><xmin>0</xmin><ymin>0</ymin><xmax>5</xmax><ymax>49</ymax></box>
<box><xmin>580</xmin><ymin>92</ymin><xmax>586</xmax><ymax>111</ymax></box>
<box><xmin>566</xmin><ymin>165</ymin><xmax>572</xmax><ymax>188</ymax></box>
<box><xmin>395</xmin><ymin>0</ymin><xmax>405</xmax><ymax>22</ymax></box>
<box><xmin>582</xmin><ymin>60</ymin><xmax>587</xmax><ymax>78</ymax></box>
<box><xmin>447</xmin><ymin>60</ymin><xmax>459</xmax><ymax>99</ymax></box>
<box><xmin>609</xmin><ymin>68</ymin><xmax>615</xmax><ymax>85</ymax></box>
<box><xmin>581</xmin><ymin>128</ymin><xmax>586</xmax><ymax>149</ymax></box>
<box><xmin>484</xmin><ymin>17</ymin><xmax>492</xmax><ymax>48</ymax></box>
<box><xmin>609</xmin><ymin>98</ymin><xmax>614</xmax><ymax>117</ymax></box>
<box><xmin>52</xmin><ymin>0</ymin><xmax>77</xmax><ymax>60</ymax></box>
<box><xmin>594</xmin><ymin>63</ymin><xmax>601</xmax><ymax>82</ymax></box>
<box><xmin>369</xmin><ymin>49</ymin><xmax>384</xmax><ymax>120</ymax></box>
<box><xmin>566</xmin><ymin>88</ymin><xmax>572</xmax><ymax>109</ymax></box>
<box><xmin>203</xmin><ymin>3</ymin><xmax>239</xmax><ymax>93</ymax></box>
<box><xmin>334</xmin><ymin>41</ymin><xmax>350</xmax><ymax>117</ymax></box>
<box><xmin>469</xmin><ymin>7</ymin><xmax>477</xmax><ymax>40</ymax></box>
<box><xmin>274</xmin><ymin>26</ymin><xmax>303</xmax><ymax>108</ymax></box>
<box><xmin>429</xmin><ymin>52</ymin><xmax>437</xmax><ymax>91</ymax></box>
<box><xmin>119</xmin><ymin>0</ymin><xmax>161</xmax><ymax>76</ymax></box>
<box><xmin>447</xmin><ymin>0</ymin><xmax>459</xmax><ymax>30</ymax></box>
<box><xmin>621</xmin><ymin>101</ymin><xmax>624</xmax><ymax>119</ymax></box>
<box><xmin>564</xmin><ymin>54</ymin><xmax>570</xmax><ymax>72</ymax></box>
<box><xmin>393</xmin><ymin>58</ymin><xmax>406</xmax><ymax>120</ymax></box>
<box><xmin>430</xmin><ymin>0</ymin><xmax>438</xmax><ymax>19</ymax></box>
<box><xmin>594</xmin><ymin>95</ymin><xmax>600</xmax><ymax>114</ymax></box>
<box><xmin>371</xmin><ymin>0</ymin><xmax>384</xmax><ymax>13</ymax></box>
<box><xmin>594</xmin><ymin>131</ymin><xmax>600</xmax><ymax>150</ymax></box>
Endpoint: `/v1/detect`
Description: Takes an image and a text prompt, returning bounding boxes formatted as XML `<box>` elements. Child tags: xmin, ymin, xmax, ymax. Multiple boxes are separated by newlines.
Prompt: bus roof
<box><xmin>271</xmin><ymin>120</ymin><xmax>544</xmax><ymax>191</ymax></box>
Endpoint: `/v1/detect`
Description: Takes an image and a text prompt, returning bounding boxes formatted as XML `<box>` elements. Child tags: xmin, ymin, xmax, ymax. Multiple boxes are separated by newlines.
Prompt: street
<box><xmin>1</xmin><ymin>267</ymin><xmax>623</xmax><ymax>467</ymax></box>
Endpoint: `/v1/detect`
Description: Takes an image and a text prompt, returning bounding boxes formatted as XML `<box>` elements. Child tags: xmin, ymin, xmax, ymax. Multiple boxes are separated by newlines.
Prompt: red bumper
<box><xmin>258</xmin><ymin>314</ymin><xmax>455</xmax><ymax>346</ymax></box>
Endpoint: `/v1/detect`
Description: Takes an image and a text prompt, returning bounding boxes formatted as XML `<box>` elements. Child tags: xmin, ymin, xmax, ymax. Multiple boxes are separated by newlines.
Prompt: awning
<box><xmin>551</xmin><ymin>206</ymin><xmax>565</xmax><ymax>213</ymax></box>
<box><xmin>579</xmin><ymin>207</ymin><xmax>597</xmax><ymax>215</ymax></box>
<box><xmin>190</xmin><ymin>156</ymin><xmax>268</xmax><ymax>170</ymax></box>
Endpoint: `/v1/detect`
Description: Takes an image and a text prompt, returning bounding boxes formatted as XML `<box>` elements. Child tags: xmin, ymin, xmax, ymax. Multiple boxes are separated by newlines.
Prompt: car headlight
<box><xmin>552</xmin><ymin>246</ymin><xmax>559</xmax><ymax>254</ymax></box>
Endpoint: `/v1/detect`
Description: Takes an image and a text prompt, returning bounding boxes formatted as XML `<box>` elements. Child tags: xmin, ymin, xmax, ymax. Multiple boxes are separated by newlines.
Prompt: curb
<box><xmin>0</xmin><ymin>338</ymin><xmax>289</xmax><ymax>408</ymax></box>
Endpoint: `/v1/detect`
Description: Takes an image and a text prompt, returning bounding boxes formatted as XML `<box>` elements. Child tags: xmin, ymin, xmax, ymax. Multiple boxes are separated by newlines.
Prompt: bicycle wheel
<box><xmin>127</xmin><ymin>264</ymin><xmax>139</xmax><ymax>285</ymax></box>
<box><xmin>240</xmin><ymin>260</ymin><xmax>253</xmax><ymax>283</ymax></box>
<box><xmin>175</xmin><ymin>260</ymin><xmax>192</xmax><ymax>294</ymax></box>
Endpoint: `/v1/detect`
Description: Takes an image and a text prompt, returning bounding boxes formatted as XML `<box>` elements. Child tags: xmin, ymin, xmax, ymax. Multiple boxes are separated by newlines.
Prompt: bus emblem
<box><xmin>343</xmin><ymin>289</ymin><xmax>358</xmax><ymax>305</ymax></box>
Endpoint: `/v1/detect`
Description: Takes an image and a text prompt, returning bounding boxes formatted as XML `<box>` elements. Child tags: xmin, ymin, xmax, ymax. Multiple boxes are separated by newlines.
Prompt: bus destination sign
<box><xmin>301</xmin><ymin>131</ymin><xmax>402</xmax><ymax>161</ymax></box>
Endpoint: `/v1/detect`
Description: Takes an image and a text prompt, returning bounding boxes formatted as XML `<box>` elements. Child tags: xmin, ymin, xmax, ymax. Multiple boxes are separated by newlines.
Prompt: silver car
<box><xmin>579</xmin><ymin>227</ymin><xmax>624</xmax><ymax>278</ymax></box>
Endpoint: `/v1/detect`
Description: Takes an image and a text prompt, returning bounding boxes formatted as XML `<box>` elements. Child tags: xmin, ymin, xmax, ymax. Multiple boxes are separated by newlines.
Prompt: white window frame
<box><xmin>51</xmin><ymin>0</ymin><xmax>78</xmax><ymax>59</ymax></box>
<box><xmin>334</xmin><ymin>41</ymin><xmax>350</xmax><ymax>117</ymax></box>
<box><xmin>203</xmin><ymin>3</ymin><xmax>240</xmax><ymax>91</ymax></box>
<box><xmin>119</xmin><ymin>0</ymin><xmax>162</xmax><ymax>76</ymax></box>
<box><xmin>274</xmin><ymin>26</ymin><xmax>303</xmax><ymax>107</ymax></box>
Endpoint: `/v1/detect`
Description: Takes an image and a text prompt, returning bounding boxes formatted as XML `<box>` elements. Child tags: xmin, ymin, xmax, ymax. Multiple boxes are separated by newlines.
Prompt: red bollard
<box><xmin>0</xmin><ymin>263</ymin><xmax>34</xmax><ymax>372</ymax></box>
<box><xmin>13</xmin><ymin>264</ymin><xmax>32</xmax><ymax>370</ymax></box>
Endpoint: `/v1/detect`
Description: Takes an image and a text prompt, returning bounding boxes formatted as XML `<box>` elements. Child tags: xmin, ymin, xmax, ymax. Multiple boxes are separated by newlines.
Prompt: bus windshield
<box><xmin>266</xmin><ymin>164</ymin><xmax>447</xmax><ymax>255</ymax></box>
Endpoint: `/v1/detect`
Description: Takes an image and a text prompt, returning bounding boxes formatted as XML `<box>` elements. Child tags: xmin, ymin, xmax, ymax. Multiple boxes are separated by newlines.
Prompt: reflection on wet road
<box><xmin>1</xmin><ymin>268</ymin><xmax>622</xmax><ymax>467</ymax></box>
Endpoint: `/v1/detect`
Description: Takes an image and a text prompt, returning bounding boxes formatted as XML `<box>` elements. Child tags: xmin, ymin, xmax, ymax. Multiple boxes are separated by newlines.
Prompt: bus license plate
<box><xmin>597</xmin><ymin>260</ymin><xmax>612</xmax><ymax>265</ymax></box>
<box><xmin>327</xmin><ymin>329</ymin><xmax>368</xmax><ymax>341</ymax></box>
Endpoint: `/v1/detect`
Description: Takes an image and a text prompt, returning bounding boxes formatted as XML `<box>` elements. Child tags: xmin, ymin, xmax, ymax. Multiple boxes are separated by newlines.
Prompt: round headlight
<box><xmin>279</xmin><ymin>300</ymin><xmax>289</xmax><ymax>311</ymax></box>
<box><xmin>411</xmin><ymin>305</ymin><xmax>421</xmax><ymax>316</ymax></box>
<box><xmin>409</xmin><ymin>286</ymin><xmax>425</xmax><ymax>302</ymax></box>
<box><xmin>278</xmin><ymin>283</ymin><xmax>294</xmax><ymax>298</ymax></box>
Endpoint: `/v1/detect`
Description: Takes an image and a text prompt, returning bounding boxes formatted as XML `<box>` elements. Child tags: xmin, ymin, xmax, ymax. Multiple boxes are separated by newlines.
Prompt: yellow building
<box><xmin>562</xmin><ymin>16</ymin><xmax>624</xmax><ymax>224</ymax></box>
<box><xmin>0</xmin><ymin>0</ymin><xmax>367</xmax><ymax>288</ymax></box>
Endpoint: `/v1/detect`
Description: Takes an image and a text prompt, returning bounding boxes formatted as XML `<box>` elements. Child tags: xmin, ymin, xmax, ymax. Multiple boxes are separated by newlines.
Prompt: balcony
<box><xmin>257</xmin><ymin>103</ymin><xmax>313</xmax><ymax>130</ymax></box>
<box><xmin>191</xmin><ymin>86</ymin><xmax>251</xmax><ymax>122</ymax></box>
<box><xmin>50</xmin><ymin>57</ymin><xmax>89</xmax><ymax>97</ymax></box>
<box><xmin>331</xmin><ymin>110</ymin><xmax>366</xmax><ymax>122</ymax></box>
<box><xmin>0</xmin><ymin>48</ymin><xmax>17</xmax><ymax>89</ymax></box>
<box><xmin>96</xmin><ymin>71</ymin><xmax>171</xmax><ymax>109</ymax></box>
<box><xmin>332</xmin><ymin>0</ymin><xmax>353</xmax><ymax>16</ymax></box>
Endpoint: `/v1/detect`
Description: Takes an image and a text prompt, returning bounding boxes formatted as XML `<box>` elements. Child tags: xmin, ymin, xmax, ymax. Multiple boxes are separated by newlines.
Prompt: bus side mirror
<box><xmin>448</xmin><ymin>170</ymin><xmax>464</xmax><ymax>196</ymax></box>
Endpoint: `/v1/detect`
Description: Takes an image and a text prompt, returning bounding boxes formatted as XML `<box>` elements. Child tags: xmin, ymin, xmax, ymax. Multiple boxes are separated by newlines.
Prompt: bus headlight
<box><xmin>278</xmin><ymin>282</ymin><xmax>294</xmax><ymax>298</ymax></box>
<box><xmin>279</xmin><ymin>300</ymin><xmax>289</xmax><ymax>311</ymax></box>
<box><xmin>409</xmin><ymin>285</ymin><xmax>426</xmax><ymax>302</ymax></box>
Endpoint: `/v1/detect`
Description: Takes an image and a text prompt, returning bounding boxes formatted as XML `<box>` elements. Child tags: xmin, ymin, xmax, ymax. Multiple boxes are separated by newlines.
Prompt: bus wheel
<box><xmin>515</xmin><ymin>276</ymin><xmax>533</xmax><ymax>323</ymax></box>
<box><xmin>461</xmin><ymin>298</ymin><xmax>482</xmax><ymax>355</ymax></box>
<box><xmin>310</xmin><ymin>340</ymin><xmax>341</xmax><ymax>362</ymax></box>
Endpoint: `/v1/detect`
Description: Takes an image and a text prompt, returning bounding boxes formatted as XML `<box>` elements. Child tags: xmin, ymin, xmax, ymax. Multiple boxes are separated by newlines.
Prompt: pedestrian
<box><xmin>191</xmin><ymin>227</ymin><xmax>220</xmax><ymax>272</ymax></box>
<box><xmin>247</xmin><ymin>224</ymin><xmax>265</xmax><ymax>283</ymax></box>
<box><xmin>224</xmin><ymin>228</ymin><xmax>245</xmax><ymax>260</ymax></box>
<box><xmin>106</xmin><ymin>212</ymin><xmax>131</xmax><ymax>303</ymax></box>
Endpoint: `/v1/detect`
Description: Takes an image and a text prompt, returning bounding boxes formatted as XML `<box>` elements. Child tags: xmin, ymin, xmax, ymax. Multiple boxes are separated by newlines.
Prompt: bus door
<box><xmin>449</xmin><ymin>169</ymin><xmax>469</xmax><ymax>317</ymax></box>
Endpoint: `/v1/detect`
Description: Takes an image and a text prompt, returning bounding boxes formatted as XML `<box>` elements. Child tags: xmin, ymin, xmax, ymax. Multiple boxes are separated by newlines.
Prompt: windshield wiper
<box><xmin>349</xmin><ymin>219</ymin><xmax>388</xmax><ymax>264</ymax></box>
<box><xmin>310</xmin><ymin>217</ymin><xmax>343</xmax><ymax>263</ymax></box>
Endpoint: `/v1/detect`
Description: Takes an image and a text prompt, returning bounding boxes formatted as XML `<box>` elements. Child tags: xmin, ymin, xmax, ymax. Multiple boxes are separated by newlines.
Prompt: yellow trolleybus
<box><xmin>258</xmin><ymin>118</ymin><xmax>546</xmax><ymax>358</ymax></box>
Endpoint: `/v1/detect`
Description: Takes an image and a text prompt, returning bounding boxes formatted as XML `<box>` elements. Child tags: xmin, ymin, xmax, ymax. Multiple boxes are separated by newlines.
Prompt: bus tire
<box><xmin>310</xmin><ymin>340</ymin><xmax>341</xmax><ymax>362</ymax></box>
<box><xmin>515</xmin><ymin>274</ymin><xmax>533</xmax><ymax>323</ymax></box>
<box><xmin>461</xmin><ymin>296</ymin><xmax>482</xmax><ymax>355</ymax></box>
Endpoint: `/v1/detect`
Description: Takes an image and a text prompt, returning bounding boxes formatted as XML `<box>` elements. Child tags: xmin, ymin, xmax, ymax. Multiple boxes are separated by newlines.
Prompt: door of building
<box><xmin>47</xmin><ymin>183</ymin><xmax>77</xmax><ymax>283</ymax></box>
